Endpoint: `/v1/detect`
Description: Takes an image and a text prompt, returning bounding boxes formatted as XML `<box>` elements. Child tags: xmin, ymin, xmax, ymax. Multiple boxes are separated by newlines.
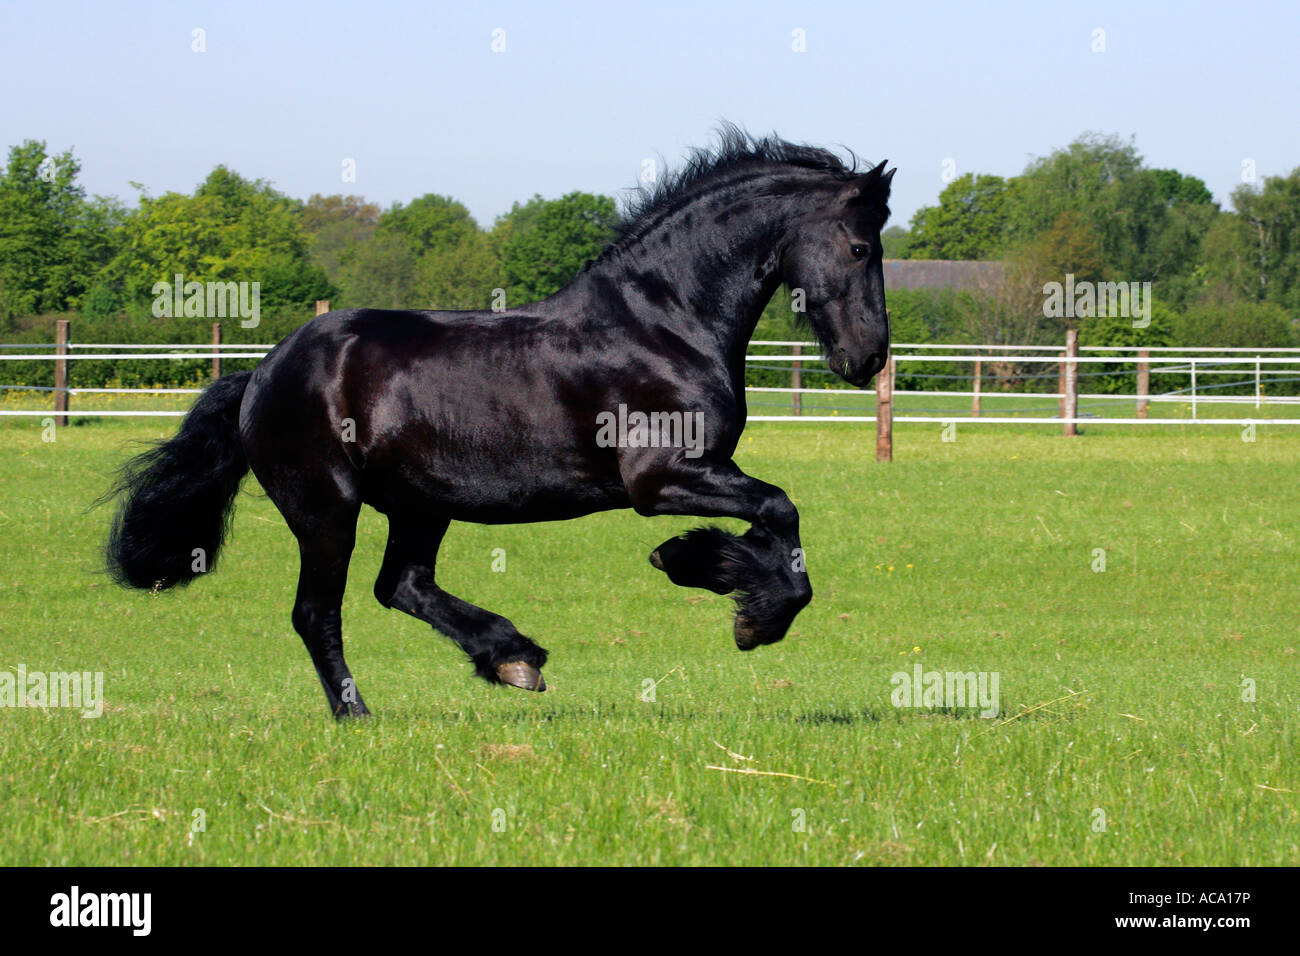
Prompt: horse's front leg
<box><xmin>628</xmin><ymin>459</ymin><xmax>812</xmax><ymax>649</ymax></box>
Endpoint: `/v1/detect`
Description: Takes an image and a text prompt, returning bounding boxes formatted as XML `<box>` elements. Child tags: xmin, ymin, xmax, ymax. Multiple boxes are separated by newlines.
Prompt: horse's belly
<box><xmin>363</xmin><ymin>452</ymin><xmax>629</xmax><ymax>524</ymax></box>
<box><xmin>448</xmin><ymin>484</ymin><xmax>629</xmax><ymax>524</ymax></box>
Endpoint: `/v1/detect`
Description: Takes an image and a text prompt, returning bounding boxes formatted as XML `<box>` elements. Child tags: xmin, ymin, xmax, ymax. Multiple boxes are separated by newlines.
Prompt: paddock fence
<box><xmin>4</xmin><ymin>317</ymin><xmax>1300</xmax><ymax>462</ymax></box>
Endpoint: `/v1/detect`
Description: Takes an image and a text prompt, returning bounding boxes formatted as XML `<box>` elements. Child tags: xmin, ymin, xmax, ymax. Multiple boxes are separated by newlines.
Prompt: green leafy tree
<box><xmin>499</xmin><ymin>192</ymin><xmax>619</xmax><ymax>304</ymax></box>
<box><xmin>300</xmin><ymin>193</ymin><xmax>382</xmax><ymax>234</ymax></box>
<box><xmin>417</xmin><ymin>230</ymin><xmax>504</xmax><ymax>310</ymax></box>
<box><xmin>1006</xmin><ymin>134</ymin><xmax>1144</xmax><ymax>251</ymax></box>
<box><xmin>487</xmin><ymin>194</ymin><xmax>546</xmax><ymax>259</ymax></box>
<box><xmin>1144</xmin><ymin>206</ymin><xmax>1218</xmax><ymax>308</ymax></box>
<box><xmin>300</xmin><ymin>194</ymin><xmax>381</xmax><ymax>286</ymax></box>
<box><xmin>1152</xmin><ymin>168</ymin><xmax>1213</xmax><ymax>206</ymax></box>
<box><xmin>1077</xmin><ymin>303</ymin><xmax>1176</xmax><ymax>392</ymax></box>
<box><xmin>107</xmin><ymin>166</ymin><xmax>333</xmax><ymax>310</ymax></box>
<box><xmin>339</xmin><ymin>194</ymin><xmax>503</xmax><ymax>310</ymax></box>
<box><xmin>1200</xmin><ymin>169</ymin><xmax>1300</xmax><ymax>310</ymax></box>
<box><xmin>379</xmin><ymin>194</ymin><xmax>479</xmax><ymax>255</ymax></box>
<box><xmin>1172</xmin><ymin>300</ymin><xmax>1296</xmax><ymax>348</ymax></box>
<box><xmin>337</xmin><ymin>232</ymin><xmax>421</xmax><ymax>309</ymax></box>
<box><xmin>1025</xmin><ymin>209</ymin><xmax>1106</xmax><ymax>286</ymax></box>
<box><xmin>0</xmin><ymin>140</ymin><xmax>122</xmax><ymax>320</ymax></box>
<box><xmin>881</xmin><ymin>225</ymin><xmax>911</xmax><ymax>259</ymax></box>
<box><xmin>1005</xmin><ymin>134</ymin><xmax>1216</xmax><ymax>285</ymax></box>
<box><xmin>907</xmin><ymin>174</ymin><xmax>1011</xmax><ymax>260</ymax></box>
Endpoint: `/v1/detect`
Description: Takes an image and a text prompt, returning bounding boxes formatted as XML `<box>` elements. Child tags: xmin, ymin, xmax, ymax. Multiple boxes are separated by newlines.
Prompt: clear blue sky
<box><xmin>2</xmin><ymin>0</ymin><xmax>1297</xmax><ymax>229</ymax></box>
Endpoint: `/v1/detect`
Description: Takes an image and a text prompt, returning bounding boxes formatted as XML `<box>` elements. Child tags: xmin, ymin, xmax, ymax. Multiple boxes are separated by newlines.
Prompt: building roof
<box><xmin>883</xmin><ymin>259</ymin><xmax>1004</xmax><ymax>292</ymax></box>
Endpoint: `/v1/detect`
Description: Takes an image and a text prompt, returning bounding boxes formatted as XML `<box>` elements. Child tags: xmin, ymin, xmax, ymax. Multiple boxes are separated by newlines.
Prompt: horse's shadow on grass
<box><xmin>371</xmin><ymin>705</ymin><xmax>909</xmax><ymax>726</ymax></box>
<box><xmin>791</xmin><ymin>706</ymin><xmax>1028</xmax><ymax>725</ymax></box>
<box><xmin>792</xmin><ymin>708</ymin><xmax>883</xmax><ymax>725</ymax></box>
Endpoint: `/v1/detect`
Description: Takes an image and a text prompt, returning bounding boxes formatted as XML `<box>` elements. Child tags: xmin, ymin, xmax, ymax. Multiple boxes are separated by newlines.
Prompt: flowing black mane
<box><xmin>608</xmin><ymin>124</ymin><xmax>882</xmax><ymax>254</ymax></box>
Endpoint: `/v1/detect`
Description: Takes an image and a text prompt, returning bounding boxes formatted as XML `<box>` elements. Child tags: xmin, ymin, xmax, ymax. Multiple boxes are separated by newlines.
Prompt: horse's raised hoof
<box><xmin>649</xmin><ymin>548</ymin><xmax>666</xmax><ymax>571</ymax></box>
<box><xmin>496</xmin><ymin>660</ymin><xmax>547</xmax><ymax>691</ymax></box>
<box><xmin>734</xmin><ymin>614</ymin><xmax>762</xmax><ymax>651</ymax></box>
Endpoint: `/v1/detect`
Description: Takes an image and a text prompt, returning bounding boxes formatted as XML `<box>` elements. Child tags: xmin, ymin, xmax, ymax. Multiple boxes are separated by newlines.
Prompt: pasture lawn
<box><xmin>0</xmin><ymin>415</ymin><xmax>1296</xmax><ymax>866</ymax></box>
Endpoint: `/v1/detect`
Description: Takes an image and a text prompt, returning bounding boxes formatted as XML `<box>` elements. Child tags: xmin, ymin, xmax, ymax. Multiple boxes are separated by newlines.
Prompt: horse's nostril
<box><xmin>829</xmin><ymin>348</ymin><xmax>850</xmax><ymax>376</ymax></box>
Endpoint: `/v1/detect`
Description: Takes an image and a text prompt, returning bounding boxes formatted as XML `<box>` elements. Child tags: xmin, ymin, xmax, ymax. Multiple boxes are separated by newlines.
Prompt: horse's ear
<box><xmin>879</xmin><ymin>165</ymin><xmax>896</xmax><ymax>196</ymax></box>
<box><xmin>838</xmin><ymin>161</ymin><xmax>894</xmax><ymax>205</ymax></box>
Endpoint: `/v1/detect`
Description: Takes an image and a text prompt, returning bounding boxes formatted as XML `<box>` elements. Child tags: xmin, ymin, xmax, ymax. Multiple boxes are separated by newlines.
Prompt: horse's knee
<box><xmin>375</xmin><ymin>561</ymin><xmax>432</xmax><ymax>612</ymax></box>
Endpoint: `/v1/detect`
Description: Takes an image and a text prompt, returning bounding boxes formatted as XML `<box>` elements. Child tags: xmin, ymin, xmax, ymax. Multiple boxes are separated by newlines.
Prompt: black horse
<box><xmin>105</xmin><ymin>128</ymin><xmax>894</xmax><ymax>717</ymax></box>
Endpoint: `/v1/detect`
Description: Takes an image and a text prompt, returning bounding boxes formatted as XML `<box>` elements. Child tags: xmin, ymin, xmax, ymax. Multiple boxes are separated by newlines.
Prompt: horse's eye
<box><xmin>850</xmin><ymin>243</ymin><xmax>868</xmax><ymax>260</ymax></box>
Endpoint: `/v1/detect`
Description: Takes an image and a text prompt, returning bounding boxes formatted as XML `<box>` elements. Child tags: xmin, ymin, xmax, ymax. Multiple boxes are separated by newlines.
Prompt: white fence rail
<box><xmin>4</xmin><ymin>336</ymin><xmax>1300</xmax><ymax>426</ymax></box>
<box><xmin>743</xmin><ymin>341</ymin><xmax>1300</xmax><ymax>426</ymax></box>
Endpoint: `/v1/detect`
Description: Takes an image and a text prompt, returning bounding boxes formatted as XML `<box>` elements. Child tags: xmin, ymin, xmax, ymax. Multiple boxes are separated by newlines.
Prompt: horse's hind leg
<box><xmin>268</xmin><ymin>471</ymin><xmax>368</xmax><ymax>718</ymax></box>
<box><xmin>373</xmin><ymin>512</ymin><xmax>548</xmax><ymax>690</ymax></box>
<box><xmin>292</xmin><ymin>516</ymin><xmax>369</xmax><ymax>718</ymax></box>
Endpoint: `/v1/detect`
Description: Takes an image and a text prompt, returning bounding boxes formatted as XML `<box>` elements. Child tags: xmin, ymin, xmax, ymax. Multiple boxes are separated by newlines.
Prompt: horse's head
<box><xmin>782</xmin><ymin>160</ymin><xmax>895</xmax><ymax>387</ymax></box>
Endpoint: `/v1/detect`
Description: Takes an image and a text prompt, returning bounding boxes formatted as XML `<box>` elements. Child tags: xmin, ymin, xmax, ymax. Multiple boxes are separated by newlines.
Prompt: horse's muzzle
<box><xmin>832</xmin><ymin>348</ymin><xmax>888</xmax><ymax>388</ymax></box>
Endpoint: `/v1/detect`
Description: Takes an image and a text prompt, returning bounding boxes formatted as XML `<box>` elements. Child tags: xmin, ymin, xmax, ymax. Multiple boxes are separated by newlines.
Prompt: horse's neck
<box><xmin>575</xmin><ymin>195</ymin><xmax>792</xmax><ymax>361</ymax></box>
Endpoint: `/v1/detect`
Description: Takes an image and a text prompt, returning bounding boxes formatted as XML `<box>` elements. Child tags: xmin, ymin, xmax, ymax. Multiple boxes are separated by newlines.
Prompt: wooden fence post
<box><xmin>1058</xmin><ymin>352</ymin><xmax>1066</xmax><ymax>419</ymax></box>
<box><xmin>791</xmin><ymin>343</ymin><xmax>802</xmax><ymax>416</ymax></box>
<box><xmin>972</xmin><ymin>358</ymin><xmax>982</xmax><ymax>417</ymax></box>
<box><xmin>875</xmin><ymin>354</ymin><xmax>893</xmax><ymax>463</ymax></box>
<box><xmin>1063</xmin><ymin>328</ymin><xmax>1079</xmax><ymax>436</ymax></box>
<box><xmin>315</xmin><ymin>300</ymin><xmax>330</xmax><ymax>316</ymax></box>
<box><xmin>1136</xmin><ymin>349</ymin><xmax>1149</xmax><ymax>419</ymax></box>
<box><xmin>212</xmin><ymin>322</ymin><xmax>222</xmax><ymax>381</ymax></box>
<box><xmin>54</xmin><ymin>319</ymin><xmax>69</xmax><ymax>427</ymax></box>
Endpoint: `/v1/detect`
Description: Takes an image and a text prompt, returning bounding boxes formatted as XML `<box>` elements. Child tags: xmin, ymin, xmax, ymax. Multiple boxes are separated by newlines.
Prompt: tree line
<box><xmin>0</xmin><ymin>139</ymin><xmax>620</xmax><ymax>326</ymax></box>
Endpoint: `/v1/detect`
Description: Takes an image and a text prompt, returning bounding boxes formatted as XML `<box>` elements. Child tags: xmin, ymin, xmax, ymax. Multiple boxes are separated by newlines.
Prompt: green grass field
<box><xmin>1</xmin><ymin>412</ymin><xmax>1297</xmax><ymax>866</ymax></box>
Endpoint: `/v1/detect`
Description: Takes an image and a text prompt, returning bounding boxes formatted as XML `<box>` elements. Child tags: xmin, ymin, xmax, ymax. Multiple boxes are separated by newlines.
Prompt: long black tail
<box><xmin>104</xmin><ymin>371</ymin><xmax>253</xmax><ymax>591</ymax></box>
